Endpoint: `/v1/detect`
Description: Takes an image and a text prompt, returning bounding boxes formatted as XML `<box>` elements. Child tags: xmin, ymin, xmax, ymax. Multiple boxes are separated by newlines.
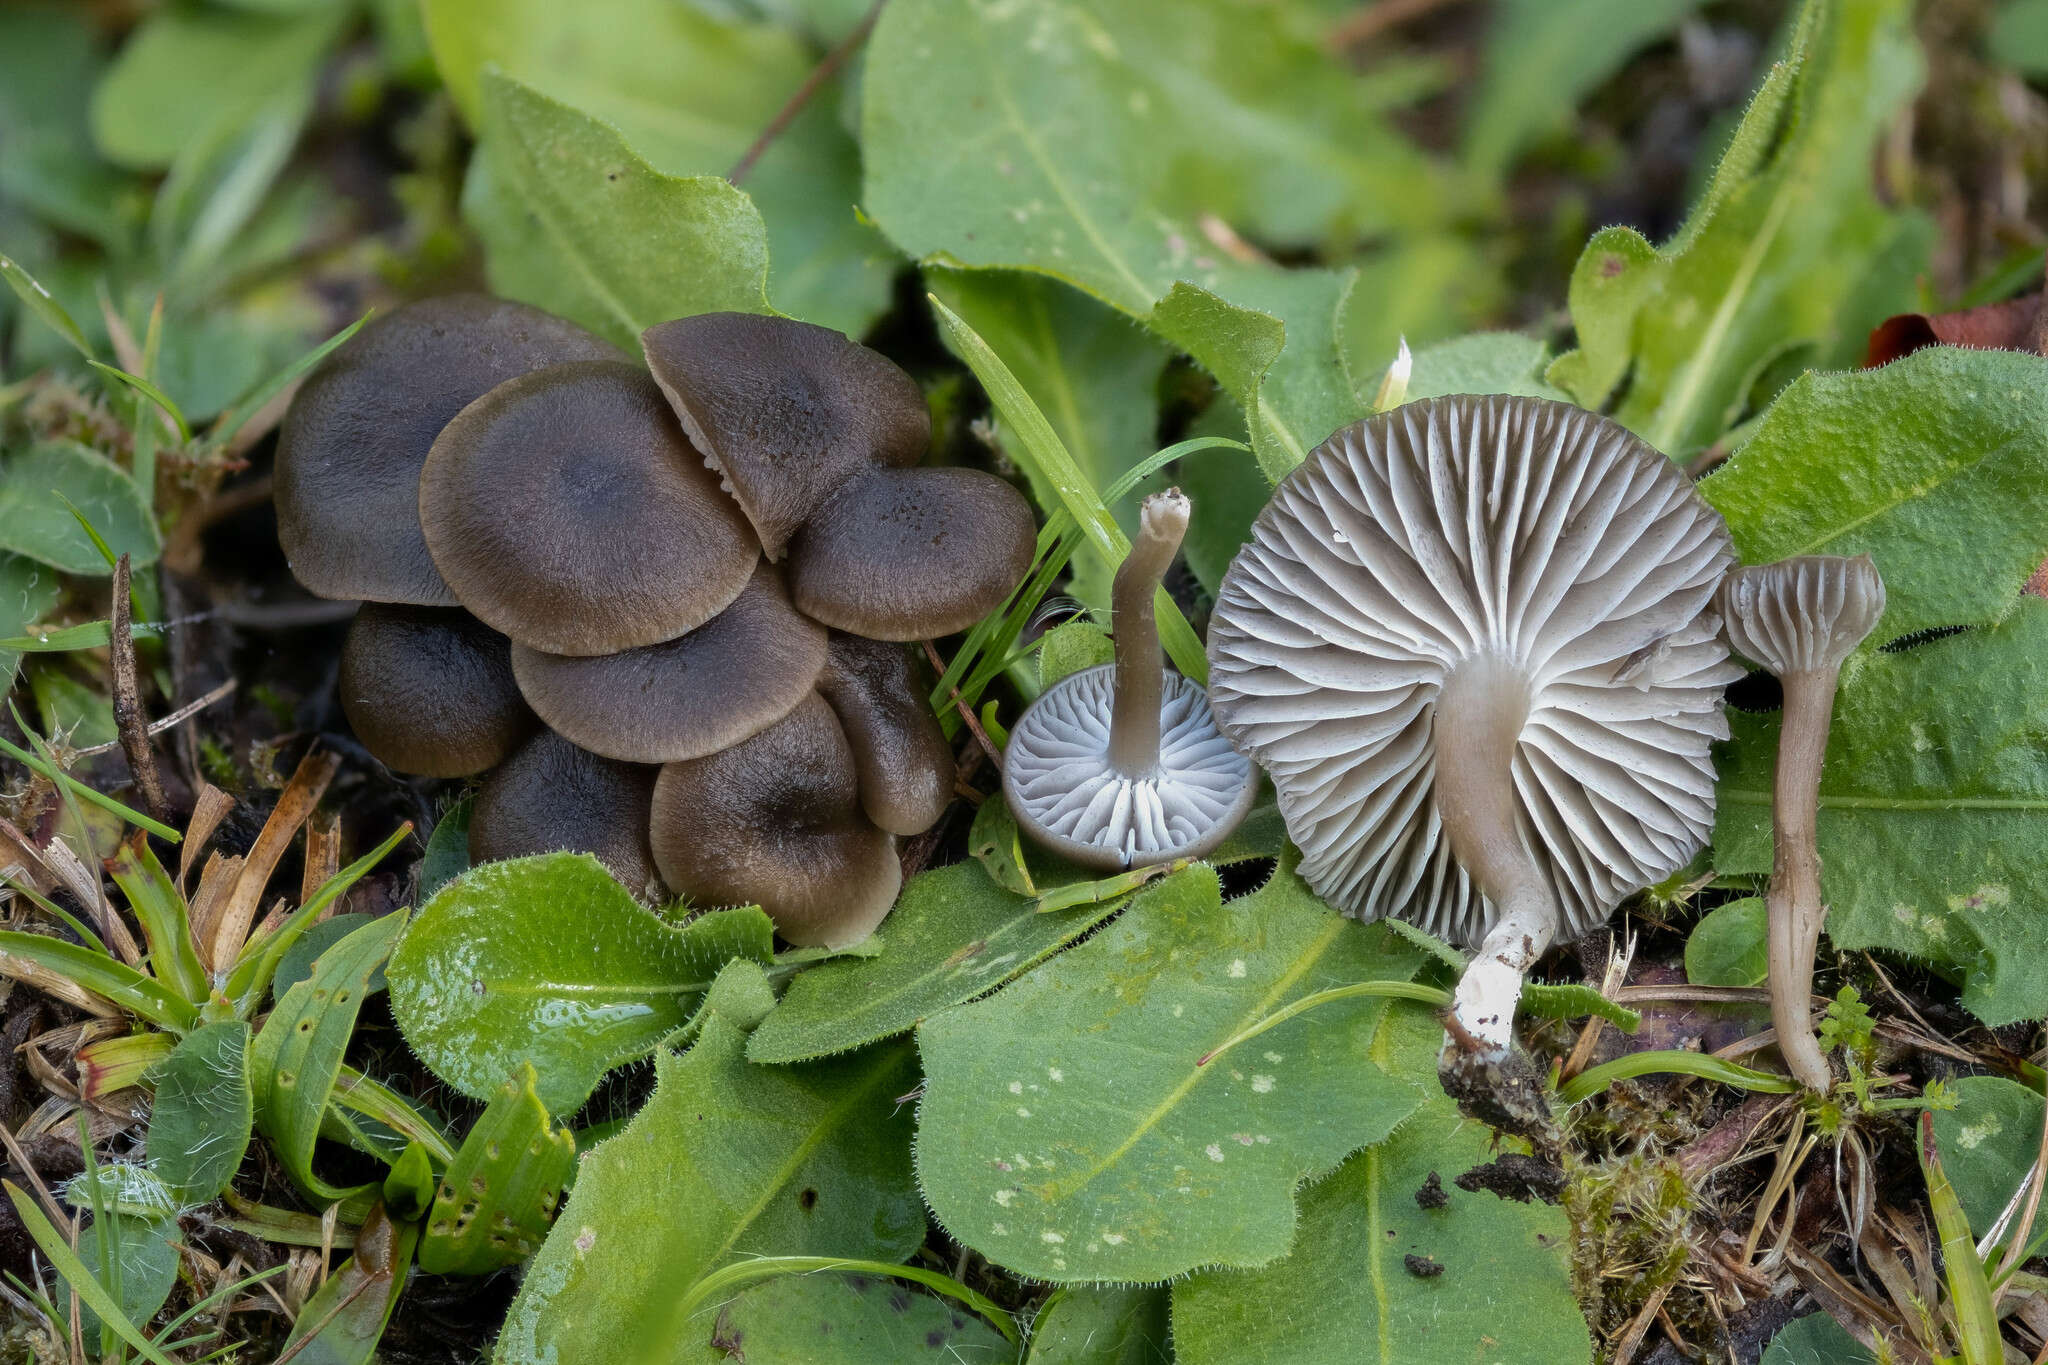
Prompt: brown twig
<box><xmin>921</xmin><ymin>641</ymin><xmax>1002</xmax><ymax>770</ymax></box>
<box><xmin>75</xmin><ymin>678</ymin><xmax>235</xmax><ymax>759</ymax></box>
<box><xmin>108</xmin><ymin>556</ymin><xmax>169</xmax><ymax>824</ymax></box>
<box><xmin>728</xmin><ymin>0</ymin><xmax>887</xmax><ymax>186</ymax></box>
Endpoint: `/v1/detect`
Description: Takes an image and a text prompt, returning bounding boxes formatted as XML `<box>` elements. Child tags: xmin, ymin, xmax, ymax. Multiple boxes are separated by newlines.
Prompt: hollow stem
<box><xmin>1107</xmin><ymin>489</ymin><xmax>1189</xmax><ymax>775</ymax></box>
<box><xmin>1433</xmin><ymin>658</ymin><xmax>1561</xmax><ymax>1056</ymax></box>
<box><xmin>1768</xmin><ymin>665</ymin><xmax>1839</xmax><ymax>1092</ymax></box>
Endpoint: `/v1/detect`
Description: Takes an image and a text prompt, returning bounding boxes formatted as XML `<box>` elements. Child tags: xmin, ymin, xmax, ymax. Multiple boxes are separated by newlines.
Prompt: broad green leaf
<box><xmin>58</xmin><ymin>1213</ymin><xmax>181</xmax><ymax>1349</ymax></box>
<box><xmin>1998</xmin><ymin>0</ymin><xmax>2048</xmax><ymax>76</ymax></box>
<box><xmin>418</xmin><ymin>795</ymin><xmax>473</xmax><ymax>901</ymax></box>
<box><xmin>388</xmin><ymin>853</ymin><xmax>777</xmax><ymax>1113</ymax></box>
<box><xmin>1549</xmin><ymin>0</ymin><xmax>1926</xmax><ymax>456</ymax></box>
<box><xmin>274</xmin><ymin>913</ymin><xmax>383</xmax><ymax>1000</ymax></box>
<box><xmin>468</xmin><ymin>73</ymin><xmax>773</xmax><ymax>353</ymax></box>
<box><xmin>1171</xmin><ymin>1006</ymin><xmax>1589</xmax><ymax>1365</ymax></box>
<box><xmin>1715</xmin><ymin>601</ymin><xmax>2048</xmax><ymax>1025</ymax></box>
<box><xmin>1930</xmin><ymin>1076</ymin><xmax>2048</xmax><ymax>1264</ymax></box>
<box><xmin>1760</xmin><ymin>1313</ymin><xmax>1874</xmax><ymax>1365</ymax></box>
<box><xmin>915</xmin><ymin>860</ymin><xmax>1427</xmax><ymax>1282</ymax></box>
<box><xmin>0</xmin><ymin>8</ymin><xmax>138</xmax><ymax>253</ymax></box>
<box><xmin>0</xmin><ymin>440</ymin><xmax>161</xmax><ymax>575</ymax></box>
<box><xmin>252</xmin><ymin>911</ymin><xmax>409</xmax><ymax>1203</ymax></box>
<box><xmin>30</xmin><ymin>667</ymin><xmax>118</xmax><ymax>750</ymax></box>
<box><xmin>499</xmin><ymin>962</ymin><xmax>925</xmax><ymax>1364</ymax></box>
<box><xmin>279</xmin><ymin>1205</ymin><xmax>418</xmax><ymax>1365</ymax></box>
<box><xmin>1701</xmin><ymin>347</ymin><xmax>2048</xmax><ymax>643</ymax></box>
<box><xmin>0</xmin><ymin>553</ymin><xmax>58</xmax><ymax>692</ymax></box>
<box><xmin>1026</xmin><ymin>1285</ymin><xmax>1170</xmax><ymax>1364</ymax></box>
<box><xmin>1037</xmin><ymin>621</ymin><xmax>1114</xmax><ymax>689</ymax></box>
<box><xmin>1404</xmin><ymin>332</ymin><xmax>1566</xmax><ymax>403</ymax></box>
<box><xmin>1685</xmin><ymin>897</ymin><xmax>1770</xmax><ymax>988</ymax></box>
<box><xmin>418</xmin><ymin>1064</ymin><xmax>575</xmax><ymax>1274</ymax></box>
<box><xmin>147</xmin><ymin>1021</ymin><xmax>253</xmax><ymax>1205</ymax></box>
<box><xmin>677</xmin><ymin>1273</ymin><xmax>1018</xmax><ymax>1364</ymax></box>
<box><xmin>1462</xmin><ymin>0</ymin><xmax>1706</xmax><ymax>176</ymax></box>
<box><xmin>3</xmin><ymin>1184</ymin><xmax>176</xmax><ymax>1365</ymax></box>
<box><xmin>425</xmin><ymin>0</ymin><xmax>891</xmax><ymax>335</ymax></box>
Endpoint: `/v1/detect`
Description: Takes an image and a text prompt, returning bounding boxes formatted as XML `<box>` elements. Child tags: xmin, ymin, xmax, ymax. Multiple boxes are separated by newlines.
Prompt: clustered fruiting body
<box><xmin>279</xmin><ymin>296</ymin><xmax>1036</xmax><ymax>946</ymax></box>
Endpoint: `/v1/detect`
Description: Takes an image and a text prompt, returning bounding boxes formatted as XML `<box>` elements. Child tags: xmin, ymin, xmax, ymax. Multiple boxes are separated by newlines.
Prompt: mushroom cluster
<box><xmin>278</xmin><ymin>297</ymin><xmax>1036</xmax><ymax>946</ymax></box>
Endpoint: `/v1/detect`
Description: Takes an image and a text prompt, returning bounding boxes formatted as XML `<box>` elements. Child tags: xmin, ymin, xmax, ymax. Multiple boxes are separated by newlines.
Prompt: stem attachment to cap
<box><xmin>1108</xmin><ymin>489</ymin><xmax>1190</xmax><ymax>776</ymax></box>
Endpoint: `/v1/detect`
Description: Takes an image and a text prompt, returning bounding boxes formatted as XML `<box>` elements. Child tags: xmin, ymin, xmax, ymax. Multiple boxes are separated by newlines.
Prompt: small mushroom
<box><xmin>509</xmin><ymin>562</ymin><xmax>826</xmax><ymax>764</ymax></box>
<box><xmin>338</xmin><ymin>605</ymin><xmax>535</xmax><ymax>777</ymax></box>
<box><xmin>1004</xmin><ymin>489</ymin><xmax>1256</xmax><ymax>871</ymax></box>
<box><xmin>639</xmin><ymin>312</ymin><xmax>930</xmax><ymax>558</ymax></box>
<box><xmin>418</xmin><ymin>359</ymin><xmax>756</xmax><ymax>655</ymax></box>
<box><xmin>1207</xmin><ymin>396</ymin><xmax>1739</xmax><ymax>1061</ymax></box>
<box><xmin>650</xmin><ymin>693</ymin><xmax>900</xmax><ymax>948</ymax></box>
<box><xmin>276</xmin><ymin>295</ymin><xmax>617</xmax><ymax>605</ymax></box>
<box><xmin>1717</xmin><ymin>553</ymin><xmax>1885</xmax><ymax>1091</ymax></box>
<box><xmin>816</xmin><ymin>633</ymin><xmax>953</xmax><ymax>837</ymax></box>
<box><xmin>469</xmin><ymin>729</ymin><xmax>663</xmax><ymax>900</ymax></box>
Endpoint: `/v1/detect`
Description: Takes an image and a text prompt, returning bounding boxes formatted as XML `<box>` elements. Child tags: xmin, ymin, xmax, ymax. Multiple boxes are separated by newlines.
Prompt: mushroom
<box><xmin>649</xmin><ymin>693</ymin><xmax>900</xmax><ymax>948</ymax></box>
<box><xmin>276</xmin><ymin>295</ymin><xmax>617</xmax><ymax>605</ymax></box>
<box><xmin>418</xmin><ymin>359</ymin><xmax>756</xmax><ymax>656</ymax></box>
<box><xmin>509</xmin><ymin>562</ymin><xmax>826</xmax><ymax>765</ymax></box>
<box><xmin>1206</xmin><ymin>396</ymin><xmax>1739</xmax><ymax>1062</ymax></box>
<box><xmin>338</xmin><ymin>605</ymin><xmax>535</xmax><ymax>778</ymax></box>
<box><xmin>816</xmin><ymin>632</ymin><xmax>953</xmax><ymax>837</ymax></box>
<box><xmin>1004</xmin><ymin>489</ymin><xmax>1256</xmax><ymax>871</ymax></box>
<box><xmin>470</xmin><ymin>729</ymin><xmax>663</xmax><ymax>900</ymax></box>
<box><xmin>1716</xmin><ymin>553</ymin><xmax>1885</xmax><ymax>1091</ymax></box>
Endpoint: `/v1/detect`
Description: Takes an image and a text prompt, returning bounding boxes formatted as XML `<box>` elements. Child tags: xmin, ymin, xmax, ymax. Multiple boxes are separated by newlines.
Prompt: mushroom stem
<box><xmin>1767</xmin><ymin>664</ymin><xmax>1839</xmax><ymax>1092</ymax></box>
<box><xmin>1107</xmin><ymin>490</ymin><xmax>1190</xmax><ymax>775</ymax></box>
<box><xmin>1433</xmin><ymin>658</ymin><xmax>1561</xmax><ymax>1056</ymax></box>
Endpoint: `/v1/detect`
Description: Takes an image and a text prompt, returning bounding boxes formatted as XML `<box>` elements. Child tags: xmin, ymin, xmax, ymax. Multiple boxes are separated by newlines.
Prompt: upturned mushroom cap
<box><xmin>509</xmin><ymin>562</ymin><xmax>826</xmax><ymax>764</ymax></box>
<box><xmin>1718</xmin><ymin>554</ymin><xmax>1886</xmax><ymax>675</ymax></box>
<box><xmin>418</xmin><ymin>359</ymin><xmax>756</xmax><ymax>655</ymax></box>
<box><xmin>650</xmin><ymin>693</ymin><xmax>900</xmax><ymax>948</ymax></box>
<box><xmin>786</xmin><ymin>466</ymin><xmax>1038</xmax><ymax>640</ymax></box>
<box><xmin>276</xmin><ymin>295</ymin><xmax>617</xmax><ymax>605</ymax></box>
<box><xmin>338</xmin><ymin>605</ymin><xmax>534</xmax><ymax>777</ymax></box>
<box><xmin>816</xmin><ymin>633</ymin><xmax>953</xmax><ymax>836</ymax></box>
<box><xmin>470</xmin><ymin>729</ymin><xmax>662</xmax><ymax>899</ymax></box>
<box><xmin>1206</xmin><ymin>394</ymin><xmax>1740</xmax><ymax>948</ymax></box>
<box><xmin>641</xmin><ymin>313</ymin><xmax>930</xmax><ymax>559</ymax></box>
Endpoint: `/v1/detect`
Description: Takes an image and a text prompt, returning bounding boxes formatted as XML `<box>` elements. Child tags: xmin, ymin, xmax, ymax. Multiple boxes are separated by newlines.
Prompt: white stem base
<box><xmin>1447</xmin><ymin>891</ymin><xmax>1558</xmax><ymax>1059</ymax></box>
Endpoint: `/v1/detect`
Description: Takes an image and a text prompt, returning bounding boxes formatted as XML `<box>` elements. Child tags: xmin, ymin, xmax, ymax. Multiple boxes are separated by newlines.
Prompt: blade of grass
<box><xmin>1922</xmin><ymin>1111</ymin><xmax>2004</xmax><ymax>1365</ymax></box>
<box><xmin>655</xmin><ymin>1256</ymin><xmax>1020</xmax><ymax>1353</ymax></box>
<box><xmin>1558</xmin><ymin>1050</ymin><xmax>1798</xmax><ymax>1104</ymax></box>
<box><xmin>107</xmin><ymin>836</ymin><xmax>207</xmax><ymax>1006</ymax></box>
<box><xmin>87</xmin><ymin>362</ymin><xmax>191</xmax><ymax>444</ymax></box>
<box><xmin>0</xmin><ymin>620</ymin><xmax>167</xmax><ymax>654</ymax></box>
<box><xmin>0</xmin><ymin>254</ymin><xmax>92</xmax><ymax>359</ymax></box>
<box><xmin>1197</xmin><ymin>980</ymin><xmax>1453</xmax><ymax>1068</ymax></box>
<box><xmin>3</xmin><ymin>1183</ymin><xmax>178</xmax><ymax>1365</ymax></box>
<box><xmin>0</xmin><ymin>932</ymin><xmax>199</xmax><ymax>1031</ymax></box>
<box><xmin>225</xmin><ymin>821</ymin><xmax>410</xmax><ymax>1011</ymax></box>
<box><xmin>2</xmin><ymin>870</ymin><xmax>108</xmax><ymax>956</ymax></box>
<box><xmin>210</xmin><ymin>312</ymin><xmax>370</xmax><ymax>452</ymax></box>
<box><xmin>0</xmin><ymin>706</ymin><xmax>181</xmax><ymax>842</ymax></box>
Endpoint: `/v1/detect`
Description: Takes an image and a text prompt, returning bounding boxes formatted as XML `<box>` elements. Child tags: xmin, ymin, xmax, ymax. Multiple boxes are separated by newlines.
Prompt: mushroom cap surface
<box><xmin>786</xmin><ymin>466</ymin><xmax>1038</xmax><ymax>640</ymax></box>
<box><xmin>1206</xmin><ymin>394</ymin><xmax>1740</xmax><ymax>947</ymax></box>
<box><xmin>418</xmin><ymin>359</ymin><xmax>756</xmax><ymax>655</ymax></box>
<box><xmin>650</xmin><ymin>693</ymin><xmax>900</xmax><ymax>948</ymax></box>
<box><xmin>470</xmin><ymin>729</ymin><xmax>663</xmax><ymax>899</ymax></box>
<box><xmin>1718</xmin><ymin>554</ymin><xmax>1885</xmax><ymax>675</ymax></box>
<box><xmin>641</xmin><ymin>313</ymin><xmax>930</xmax><ymax>559</ymax></box>
<box><xmin>816</xmin><ymin>633</ymin><xmax>953</xmax><ymax>836</ymax></box>
<box><xmin>339</xmin><ymin>604</ymin><xmax>534</xmax><ymax>777</ymax></box>
<box><xmin>276</xmin><ymin>295</ymin><xmax>617</xmax><ymax>605</ymax></box>
<box><xmin>509</xmin><ymin>561</ymin><xmax>826</xmax><ymax>764</ymax></box>
<box><xmin>1003</xmin><ymin>665</ymin><xmax>1257</xmax><ymax>872</ymax></box>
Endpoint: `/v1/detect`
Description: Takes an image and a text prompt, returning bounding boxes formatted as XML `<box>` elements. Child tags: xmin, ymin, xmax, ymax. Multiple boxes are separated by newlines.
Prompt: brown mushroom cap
<box><xmin>338</xmin><ymin>605</ymin><xmax>535</xmax><ymax>778</ymax></box>
<box><xmin>470</xmin><ymin>729</ymin><xmax>662</xmax><ymax>899</ymax></box>
<box><xmin>650</xmin><ymin>693</ymin><xmax>900</xmax><ymax>947</ymax></box>
<box><xmin>640</xmin><ymin>313</ymin><xmax>930</xmax><ymax>559</ymax></box>
<box><xmin>786</xmin><ymin>466</ymin><xmax>1037</xmax><ymax>640</ymax></box>
<box><xmin>509</xmin><ymin>562</ymin><xmax>827</xmax><ymax>764</ymax></box>
<box><xmin>276</xmin><ymin>295</ymin><xmax>617</xmax><ymax>605</ymax></box>
<box><xmin>816</xmin><ymin>634</ymin><xmax>953</xmax><ymax>836</ymax></box>
<box><xmin>418</xmin><ymin>359</ymin><xmax>757</xmax><ymax>655</ymax></box>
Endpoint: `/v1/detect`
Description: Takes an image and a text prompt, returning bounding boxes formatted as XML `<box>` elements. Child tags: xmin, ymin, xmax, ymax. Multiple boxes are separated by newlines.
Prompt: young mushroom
<box><xmin>1004</xmin><ymin>489</ymin><xmax>1256</xmax><ymax>871</ymax></box>
<box><xmin>1717</xmin><ymin>554</ymin><xmax>1885</xmax><ymax>1091</ymax></box>
<box><xmin>1206</xmin><ymin>396</ymin><xmax>1739</xmax><ymax>1079</ymax></box>
<box><xmin>339</xmin><ymin>605</ymin><xmax>535</xmax><ymax>777</ymax></box>
<box><xmin>816</xmin><ymin>633</ymin><xmax>954</xmax><ymax>837</ymax></box>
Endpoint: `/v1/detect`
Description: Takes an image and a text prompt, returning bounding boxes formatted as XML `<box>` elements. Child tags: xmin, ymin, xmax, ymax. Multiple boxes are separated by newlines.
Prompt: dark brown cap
<box><xmin>816</xmin><ymin>634</ymin><xmax>952</xmax><ymax>836</ymax></box>
<box><xmin>470</xmin><ymin>729</ymin><xmax>662</xmax><ymax>899</ymax></box>
<box><xmin>339</xmin><ymin>604</ymin><xmax>535</xmax><ymax>778</ymax></box>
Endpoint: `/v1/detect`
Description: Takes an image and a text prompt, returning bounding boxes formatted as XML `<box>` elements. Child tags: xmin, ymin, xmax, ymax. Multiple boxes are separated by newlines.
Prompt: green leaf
<box><xmin>1404</xmin><ymin>332</ymin><xmax>1566</xmax><ymax>403</ymax></box>
<box><xmin>0</xmin><ymin>440</ymin><xmax>161</xmax><ymax>575</ymax></box>
<box><xmin>417</xmin><ymin>1064</ymin><xmax>576</xmax><ymax>1275</ymax></box>
<box><xmin>0</xmin><ymin>253</ymin><xmax>93</xmax><ymax>359</ymax></box>
<box><xmin>498</xmin><ymin>961</ymin><xmax>925</xmax><ymax>1364</ymax></box>
<box><xmin>426</xmin><ymin>0</ymin><xmax>891</xmax><ymax>335</ymax></box>
<box><xmin>1037</xmin><ymin>621</ymin><xmax>1114</xmax><ymax>689</ymax></box>
<box><xmin>252</xmin><ymin>911</ymin><xmax>410</xmax><ymax>1204</ymax></box>
<box><xmin>1171</xmin><ymin>1005</ymin><xmax>1589</xmax><ymax>1365</ymax></box>
<box><xmin>1920</xmin><ymin>1110</ymin><xmax>2004</xmax><ymax>1365</ymax></box>
<box><xmin>675</xmin><ymin>1272</ymin><xmax>1018</xmax><ymax>1364</ymax></box>
<box><xmin>1549</xmin><ymin>0</ymin><xmax>1926</xmax><ymax>455</ymax></box>
<box><xmin>59</xmin><ymin>1213</ymin><xmax>182</xmax><ymax>1350</ymax></box>
<box><xmin>1025</xmin><ymin>1285</ymin><xmax>1170</xmax><ymax>1365</ymax></box>
<box><xmin>0</xmin><ymin>553</ymin><xmax>59</xmax><ymax>693</ymax></box>
<box><xmin>466</xmin><ymin>72</ymin><xmax>773</xmax><ymax>352</ymax></box>
<box><xmin>418</xmin><ymin>795</ymin><xmax>473</xmax><ymax>901</ymax></box>
<box><xmin>274</xmin><ymin>914</ymin><xmax>383</xmax><ymax>1001</ymax></box>
<box><xmin>0</xmin><ymin>8</ymin><xmax>138</xmax><ymax>254</ymax></box>
<box><xmin>1996</xmin><ymin>0</ymin><xmax>2048</xmax><ymax>77</ymax></box>
<box><xmin>108</xmin><ymin>837</ymin><xmax>208</xmax><ymax>1006</ymax></box>
<box><xmin>279</xmin><ymin>1205</ymin><xmax>418</xmax><ymax>1365</ymax></box>
<box><xmin>0</xmin><ymin>930</ymin><xmax>199</xmax><ymax>1031</ymax></box>
<box><xmin>387</xmin><ymin>853</ymin><xmax>776</xmax><ymax>1114</ymax></box>
<box><xmin>147</xmin><ymin>1021</ymin><xmax>254</xmax><ymax>1205</ymax></box>
<box><xmin>3</xmin><ymin>1184</ymin><xmax>178</xmax><ymax>1365</ymax></box>
<box><xmin>1760</xmin><ymin>1313</ymin><xmax>1874</xmax><ymax>1365</ymax></box>
<box><xmin>1685</xmin><ymin>897</ymin><xmax>1771</xmax><ymax>988</ymax></box>
<box><xmin>915</xmin><ymin>860</ymin><xmax>1428</xmax><ymax>1282</ymax></box>
<box><xmin>1702</xmin><ymin>347</ymin><xmax>2048</xmax><ymax>643</ymax></box>
<box><xmin>1930</xmin><ymin>1076</ymin><xmax>2048</xmax><ymax>1264</ymax></box>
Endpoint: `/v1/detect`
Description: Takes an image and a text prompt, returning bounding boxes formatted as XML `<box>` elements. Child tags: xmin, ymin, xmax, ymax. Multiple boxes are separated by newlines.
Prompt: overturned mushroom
<box><xmin>1005</xmin><ymin>490</ymin><xmax>1255</xmax><ymax>871</ymax></box>
<box><xmin>1717</xmin><ymin>554</ymin><xmax>1885</xmax><ymax>1091</ymax></box>
<box><xmin>1207</xmin><ymin>396</ymin><xmax>1738</xmax><ymax>1066</ymax></box>
<box><xmin>816</xmin><ymin>633</ymin><xmax>953</xmax><ymax>837</ymax></box>
<box><xmin>470</xmin><ymin>729</ymin><xmax>662</xmax><ymax>900</ymax></box>
<box><xmin>339</xmin><ymin>605</ymin><xmax>534</xmax><ymax>778</ymax></box>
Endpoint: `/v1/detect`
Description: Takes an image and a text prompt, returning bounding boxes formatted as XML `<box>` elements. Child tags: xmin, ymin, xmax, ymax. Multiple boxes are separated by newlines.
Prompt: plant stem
<box><xmin>1107</xmin><ymin>489</ymin><xmax>1188</xmax><ymax>775</ymax></box>
<box><xmin>1769</xmin><ymin>665</ymin><xmax>1839</xmax><ymax>1092</ymax></box>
